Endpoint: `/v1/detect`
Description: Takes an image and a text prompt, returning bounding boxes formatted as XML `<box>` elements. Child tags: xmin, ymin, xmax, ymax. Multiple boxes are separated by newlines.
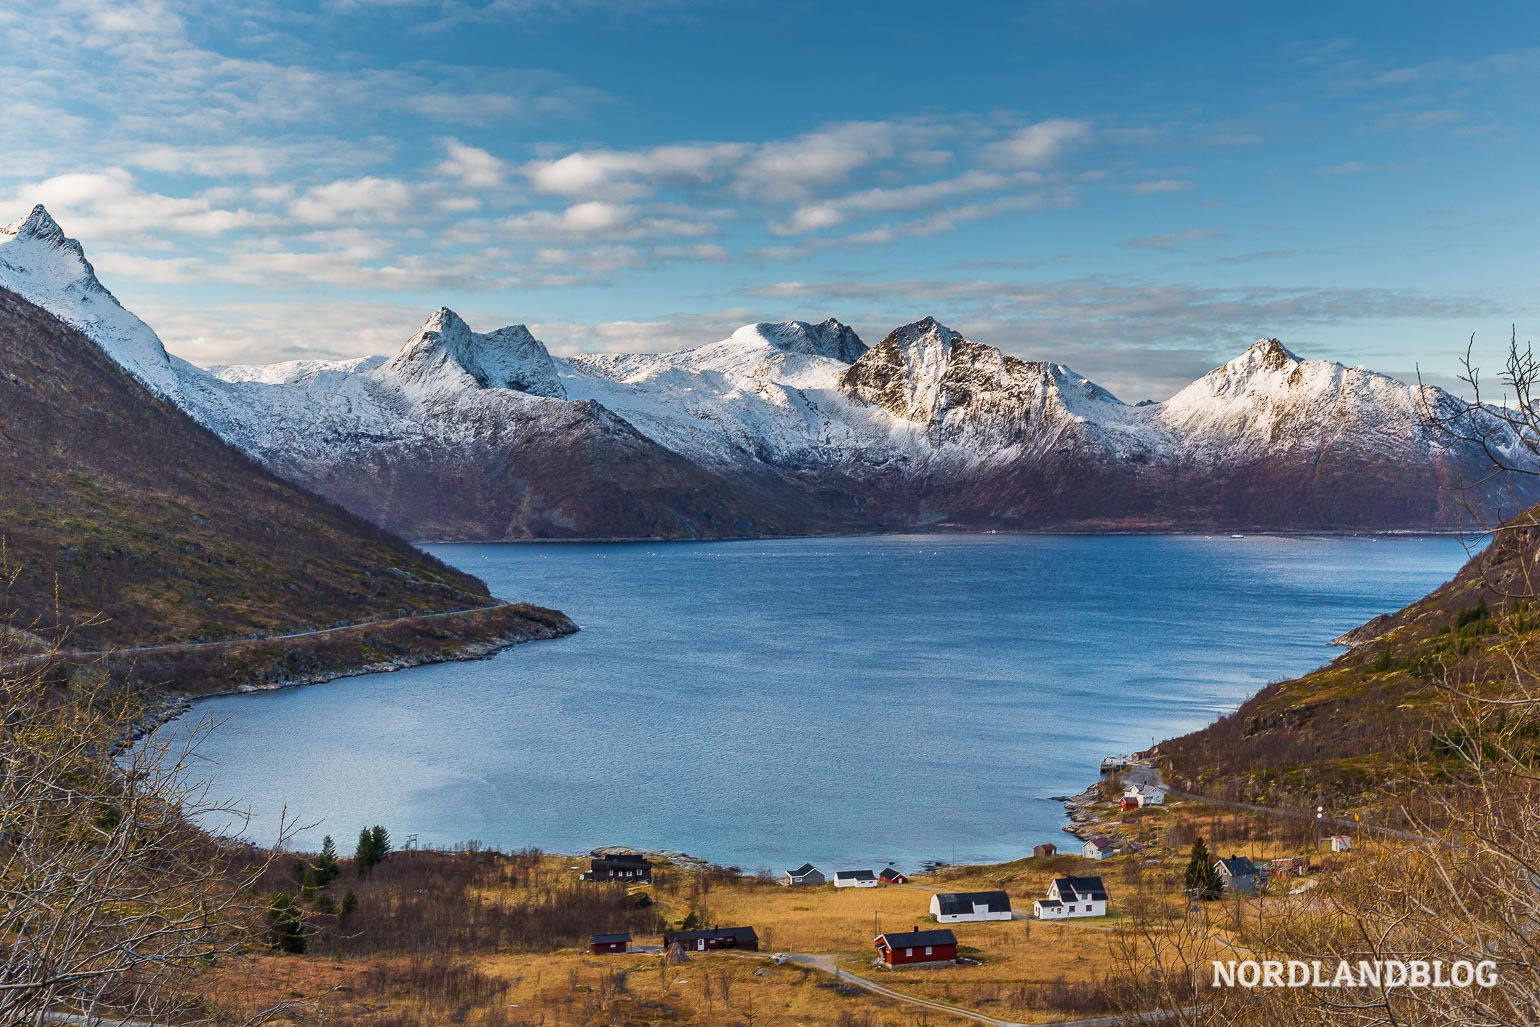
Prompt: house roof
<box><xmin>878</xmin><ymin>928</ymin><xmax>957</xmax><ymax>949</ymax></box>
<box><xmin>1035</xmin><ymin>899</ymin><xmax>1063</xmax><ymax>909</ymax></box>
<box><xmin>591</xmin><ymin>933</ymin><xmax>632</xmax><ymax>944</ymax></box>
<box><xmin>933</xmin><ymin>890</ymin><xmax>1012</xmax><ymax>915</ymax></box>
<box><xmin>1087</xmin><ymin>836</ymin><xmax>1114</xmax><ymax>850</ymax></box>
<box><xmin>834</xmin><ymin>869</ymin><xmax>877</xmax><ymax>881</ymax></box>
<box><xmin>592</xmin><ymin>854</ymin><xmax>650</xmax><ymax>866</ymax></box>
<box><xmin>1216</xmin><ymin>857</ymin><xmax>1258</xmax><ymax>877</ymax></box>
<box><xmin>787</xmin><ymin>862</ymin><xmax>819</xmax><ymax>876</ymax></box>
<box><xmin>1051</xmin><ymin>876</ymin><xmax>1109</xmax><ymax>902</ymax></box>
<box><xmin>664</xmin><ymin>926</ymin><xmax>759</xmax><ymax>944</ymax></box>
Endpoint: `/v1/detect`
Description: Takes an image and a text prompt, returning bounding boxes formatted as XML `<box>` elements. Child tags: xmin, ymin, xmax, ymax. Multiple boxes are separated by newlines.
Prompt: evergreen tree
<box><xmin>354</xmin><ymin>825</ymin><xmax>392</xmax><ymax>876</ymax></box>
<box><xmin>369</xmin><ymin>825</ymin><xmax>392</xmax><ymax>863</ymax></box>
<box><xmin>355</xmin><ymin>827</ymin><xmax>376</xmax><ymax>876</ymax></box>
<box><xmin>1184</xmin><ymin>836</ymin><xmax>1224</xmax><ymax>901</ymax></box>
<box><xmin>314</xmin><ymin>835</ymin><xmax>340</xmax><ymax>886</ymax></box>
<box><xmin>339</xmin><ymin>889</ymin><xmax>357</xmax><ymax>923</ymax></box>
<box><xmin>267</xmin><ymin>892</ymin><xmax>306</xmax><ymax>954</ymax></box>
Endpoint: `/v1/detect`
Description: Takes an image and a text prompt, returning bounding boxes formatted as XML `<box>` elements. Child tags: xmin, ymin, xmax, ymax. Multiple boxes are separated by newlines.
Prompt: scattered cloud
<box><xmin>1123</xmin><ymin>227</ymin><xmax>1222</xmax><ymax>250</ymax></box>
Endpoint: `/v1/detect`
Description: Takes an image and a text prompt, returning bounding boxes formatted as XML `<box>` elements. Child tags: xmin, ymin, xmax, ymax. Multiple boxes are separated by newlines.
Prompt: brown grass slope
<box><xmin>1159</xmin><ymin>512</ymin><xmax>1540</xmax><ymax>809</ymax></box>
<box><xmin>0</xmin><ymin>286</ymin><xmax>549</xmax><ymax>652</ymax></box>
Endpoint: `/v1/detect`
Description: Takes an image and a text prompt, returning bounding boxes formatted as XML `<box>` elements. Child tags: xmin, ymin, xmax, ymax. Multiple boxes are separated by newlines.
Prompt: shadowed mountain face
<box><xmin>0</xmin><ymin>287</ymin><xmax>502</xmax><ymax>648</ymax></box>
<box><xmin>2</xmin><ymin>204</ymin><xmax>1532</xmax><ymax>541</ymax></box>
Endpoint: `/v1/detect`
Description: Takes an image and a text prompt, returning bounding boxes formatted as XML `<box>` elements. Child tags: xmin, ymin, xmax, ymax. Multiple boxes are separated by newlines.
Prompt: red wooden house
<box><xmin>874</xmin><ymin>927</ymin><xmax>958</xmax><ymax>968</ymax></box>
<box><xmin>591</xmin><ymin>932</ymin><xmax>631</xmax><ymax>954</ymax></box>
<box><xmin>878</xmin><ymin>867</ymin><xmax>909</xmax><ymax>885</ymax></box>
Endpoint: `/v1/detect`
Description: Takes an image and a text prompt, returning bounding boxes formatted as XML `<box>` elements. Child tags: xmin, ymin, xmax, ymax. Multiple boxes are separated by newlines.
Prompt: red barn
<box><xmin>878</xmin><ymin>867</ymin><xmax>909</xmax><ymax>885</ymax></box>
<box><xmin>874</xmin><ymin>927</ymin><xmax>958</xmax><ymax>968</ymax></box>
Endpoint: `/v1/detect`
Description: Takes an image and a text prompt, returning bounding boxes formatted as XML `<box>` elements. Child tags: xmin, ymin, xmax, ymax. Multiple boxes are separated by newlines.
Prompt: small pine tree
<box><xmin>267</xmin><ymin>892</ymin><xmax>306</xmax><ymax>954</ymax></box>
<box><xmin>314</xmin><ymin>835</ymin><xmax>340</xmax><ymax>885</ymax></box>
<box><xmin>355</xmin><ymin>827</ymin><xmax>376</xmax><ymax>876</ymax></box>
<box><xmin>369</xmin><ymin>825</ymin><xmax>392</xmax><ymax>863</ymax></box>
<box><xmin>1184</xmin><ymin>836</ymin><xmax>1224</xmax><ymax>901</ymax></box>
<box><xmin>339</xmin><ymin>889</ymin><xmax>357</xmax><ymax>923</ymax></box>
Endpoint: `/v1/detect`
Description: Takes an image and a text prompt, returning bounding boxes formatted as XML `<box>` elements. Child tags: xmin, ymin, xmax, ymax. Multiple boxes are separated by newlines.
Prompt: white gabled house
<box><xmin>1033</xmin><ymin>875</ymin><xmax>1109</xmax><ymax>919</ymax></box>
<box><xmin>833</xmin><ymin>869</ymin><xmax>878</xmax><ymax>888</ymax></box>
<box><xmin>1082</xmin><ymin>836</ymin><xmax>1115</xmax><ymax>860</ymax></box>
<box><xmin>930</xmin><ymin>890</ymin><xmax>1013</xmax><ymax>923</ymax></box>
<box><xmin>1123</xmin><ymin>784</ymin><xmax>1164</xmax><ymax>807</ymax></box>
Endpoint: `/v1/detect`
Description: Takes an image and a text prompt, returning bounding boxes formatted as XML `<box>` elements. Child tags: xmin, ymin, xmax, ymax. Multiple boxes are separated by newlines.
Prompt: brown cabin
<box><xmin>662</xmin><ymin>926</ymin><xmax>759</xmax><ymax>952</ymax></box>
<box><xmin>591</xmin><ymin>932</ymin><xmax>631</xmax><ymax>954</ymax></box>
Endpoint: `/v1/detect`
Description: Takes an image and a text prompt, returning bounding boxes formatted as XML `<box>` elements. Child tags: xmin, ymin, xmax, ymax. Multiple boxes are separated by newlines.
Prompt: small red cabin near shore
<box><xmin>875</xmin><ymin>927</ymin><xmax>958</xmax><ymax>968</ymax></box>
<box><xmin>878</xmin><ymin>867</ymin><xmax>909</xmax><ymax>885</ymax></box>
<box><xmin>591</xmin><ymin>933</ymin><xmax>631</xmax><ymax>954</ymax></box>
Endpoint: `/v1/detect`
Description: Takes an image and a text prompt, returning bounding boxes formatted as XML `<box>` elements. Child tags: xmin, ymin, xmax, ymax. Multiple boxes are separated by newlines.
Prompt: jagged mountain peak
<box><xmin>4</xmin><ymin>204</ymin><xmax>71</xmax><ymax>246</ymax></box>
<box><xmin>0</xmin><ymin>204</ymin><xmax>181</xmax><ymax>400</ymax></box>
<box><xmin>729</xmin><ymin>318</ymin><xmax>868</xmax><ymax>364</ymax></box>
<box><xmin>883</xmin><ymin>316</ymin><xmax>963</xmax><ymax>351</ymax></box>
<box><xmin>1227</xmin><ymin>337</ymin><xmax>1302</xmax><ymax>374</ymax></box>
<box><xmin>380</xmin><ymin>307</ymin><xmax>565</xmax><ymax>399</ymax></box>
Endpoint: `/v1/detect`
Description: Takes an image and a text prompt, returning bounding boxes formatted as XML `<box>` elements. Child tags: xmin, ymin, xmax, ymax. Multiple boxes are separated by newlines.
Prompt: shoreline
<box><xmin>132</xmin><ymin>607</ymin><xmax>578</xmax><ymax>741</ymax></box>
<box><xmin>418</xmin><ymin>527</ymin><xmax>1475</xmax><ymax>545</ymax></box>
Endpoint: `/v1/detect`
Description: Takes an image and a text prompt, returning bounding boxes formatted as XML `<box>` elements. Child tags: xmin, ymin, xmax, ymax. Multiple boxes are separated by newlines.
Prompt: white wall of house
<box><xmin>1082</xmin><ymin>841</ymin><xmax>1110</xmax><ymax>859</ymax></box>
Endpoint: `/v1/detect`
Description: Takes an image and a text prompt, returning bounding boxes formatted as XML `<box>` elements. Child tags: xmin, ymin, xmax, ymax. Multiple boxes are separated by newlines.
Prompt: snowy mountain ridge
<box><xmin>1</xmin><ymin>204</ymin><xmax>1529</xmax><ymax>538</ymax></box>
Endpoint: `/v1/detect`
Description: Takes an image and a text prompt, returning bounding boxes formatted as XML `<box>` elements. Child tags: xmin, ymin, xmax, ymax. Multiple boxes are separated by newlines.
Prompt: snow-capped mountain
<box><xmin>2</xmin><ymin>205</ymin><xmax>1530</xmax><ymax>539</ymax></box>
<box><xmin>0</xmin><ymin>205</ymin><xmax>184</xmax><ymax>401</ymax></box>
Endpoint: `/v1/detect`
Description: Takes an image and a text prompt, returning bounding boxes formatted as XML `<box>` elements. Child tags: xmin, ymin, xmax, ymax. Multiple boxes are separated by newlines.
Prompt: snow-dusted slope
<box><xmin>837</xmin><ymin>316</ymin><xmax>1157</xmax><ymax>460</ymax></box>
<box><xmin>0</xmin><ymin>205</ymin><xmax>183</xmax><ymax>401</ymax></box>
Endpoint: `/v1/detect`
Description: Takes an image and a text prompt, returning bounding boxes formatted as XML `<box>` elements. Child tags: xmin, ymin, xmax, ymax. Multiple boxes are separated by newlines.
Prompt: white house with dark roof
<box><xmin>930</xmin><ymin>890</ymin><xmax>1012</xmax><ymax>923</ymax></box>
<box><xmin>1082</xmin><ymin>836</ymin><xmax>1116</xmax><ymax>860</ymax></box>
<box><xmin>1123</xmin><ymin>784</ymin><xmax>1164</xmax><ymax>807</ymax></box>
<box><xmin>783</xmin><ymin>862</ymin><xmax>826</xmax><ymax>886</ymax></box>
<box><xmin>1033</xmin><ymin>875</ymin><xmax>1109</xmax><ymax>919</ymax></box>
<box><xmin>1215</xmin><ymin>856</ymin><xmax>1260</xmax><ymax>892</ymax></box>
<box><xmin>833</xmin><ymin>869</ymin><xmax>878</xmax><ymax>888</ymax></box>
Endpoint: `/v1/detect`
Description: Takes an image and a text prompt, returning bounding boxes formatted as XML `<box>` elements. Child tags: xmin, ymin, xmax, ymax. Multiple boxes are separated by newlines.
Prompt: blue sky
<box><xmin>1</xmin><ymin>0</ymin><xmax>1535</xmax><ymax>399</ymax></box>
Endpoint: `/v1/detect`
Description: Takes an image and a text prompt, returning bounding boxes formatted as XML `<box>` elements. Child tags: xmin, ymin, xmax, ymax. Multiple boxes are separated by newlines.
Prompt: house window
<box><xmin>925</xmin><ymin>946</ymin><xmax>933</xmax><ymax>955</ymax></box>
<box><xmin>905</xmin><ymin>948</ymin><xmax>913</xmax><ymax>957</ymax></box>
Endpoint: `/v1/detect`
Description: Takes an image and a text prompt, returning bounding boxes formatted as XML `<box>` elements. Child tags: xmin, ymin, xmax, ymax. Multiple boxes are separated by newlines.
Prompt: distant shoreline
<box><xmin>418</xmin><ymin>527</ymin><xmax>1477</xmax><ymax>545</ymax></box>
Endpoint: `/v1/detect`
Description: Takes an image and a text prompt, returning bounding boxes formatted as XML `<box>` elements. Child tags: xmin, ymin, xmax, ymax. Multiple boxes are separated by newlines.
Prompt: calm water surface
<box><xmin>167</xmin><ymin>534</ymin><xmax>1470</xmax><ymax>870</ymax></box>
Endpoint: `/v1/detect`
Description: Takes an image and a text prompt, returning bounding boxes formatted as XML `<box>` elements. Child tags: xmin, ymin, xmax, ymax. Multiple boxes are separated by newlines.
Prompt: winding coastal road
<box><xmin>0</xmin><ymin>600</ymin><xmax>517</xmax><ymax>674</ymax></box>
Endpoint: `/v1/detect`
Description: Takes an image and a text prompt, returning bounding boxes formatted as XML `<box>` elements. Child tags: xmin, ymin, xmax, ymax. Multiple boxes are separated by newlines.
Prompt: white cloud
<box><xmin>980</xmin><ymin>119</ymin><xmax>1090</xmax><ymax>169</ymax></box>
<box><xmin>288</xmin><ymin>177</ymin><xmax>416</xmax><ymax>225</ymax></box>
<box><xmin>435</xmin><ymin>139</ymin><xmax>508</xmax><ymax>189</ymax></box>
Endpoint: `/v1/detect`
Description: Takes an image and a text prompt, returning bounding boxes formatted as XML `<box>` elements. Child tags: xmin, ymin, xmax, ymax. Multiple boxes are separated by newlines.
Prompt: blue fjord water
<box><xmin>167</xmin><ymin>534</ymin><xmax>1470</xmax><ymax>870</ymax></box>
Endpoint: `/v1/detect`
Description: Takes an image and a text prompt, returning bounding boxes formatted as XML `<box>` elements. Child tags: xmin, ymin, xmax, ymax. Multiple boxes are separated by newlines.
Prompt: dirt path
<box><xmin>783</xmin><ymin>952</ymin><xmax>1198</xmax><ymax>1027</ymax></box>
<box><xmin>0</xmin><ymin>600</ymin><xmax>515</xmax><ymax>672</ymax></box>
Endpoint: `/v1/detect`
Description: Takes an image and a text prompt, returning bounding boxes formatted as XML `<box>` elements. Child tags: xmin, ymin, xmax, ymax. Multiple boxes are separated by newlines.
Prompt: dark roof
<box><xmin>878</xmin><ymin>928</ymin><xmax>957</xmax><ymax>949</ymax></box>
<box><xmin>933</xmin><ymin>890</ymin><xmax>1012</xmax><ymax>915</ymax></box>
<box><xmin>591</xmin><ymin>933</ymin><xmax>632</xmax><ymax>944</ymax></box>
<box><xmin>663</xmin><ymin>926</ymin><xmax>759</xmax><ymax>944</ymax></box>
<box><xmin>1088</xmin><ymin>836</ymin><xmax>1115</xmax><ymax>850</ymax></box>
<box><xmin>1035</xmin><ymin>899</ymin><xmax>1063</xmax><ymax>909</ymax></box>
<box><xmin>1217</xmin><ymin>857</ymin><xmax>1258</xmax><ymax>877</ymax></box>
<box><xmin>592</xmin><ymin>853</ymin><xmax>650</xmax><ymax>865</ymax></box>
<box><xmin>835</xmin><ymin>869</ymin><xmax>877</xmax><ymax>881</ymax></box>
<box><xmin>787</xmin><ymin>862</ymin><xmax>819</xmax><ymax>876</ymax></box>
<box><xmin>1052</xmin><ymin>876</ymin><xmax>1109</xmax><ymax>902</ymax></box>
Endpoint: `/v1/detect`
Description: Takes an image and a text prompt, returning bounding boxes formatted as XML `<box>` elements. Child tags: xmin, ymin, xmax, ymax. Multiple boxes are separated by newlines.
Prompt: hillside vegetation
<box><xmin>0</xmin><ymin>287</ymin><xmax>566</xmax><ymax>662</ymax></box>
<box><xmin>1159</xmin><ymin>511</ymin><xmax>1540</xmax><ymax>812</ymax></box>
